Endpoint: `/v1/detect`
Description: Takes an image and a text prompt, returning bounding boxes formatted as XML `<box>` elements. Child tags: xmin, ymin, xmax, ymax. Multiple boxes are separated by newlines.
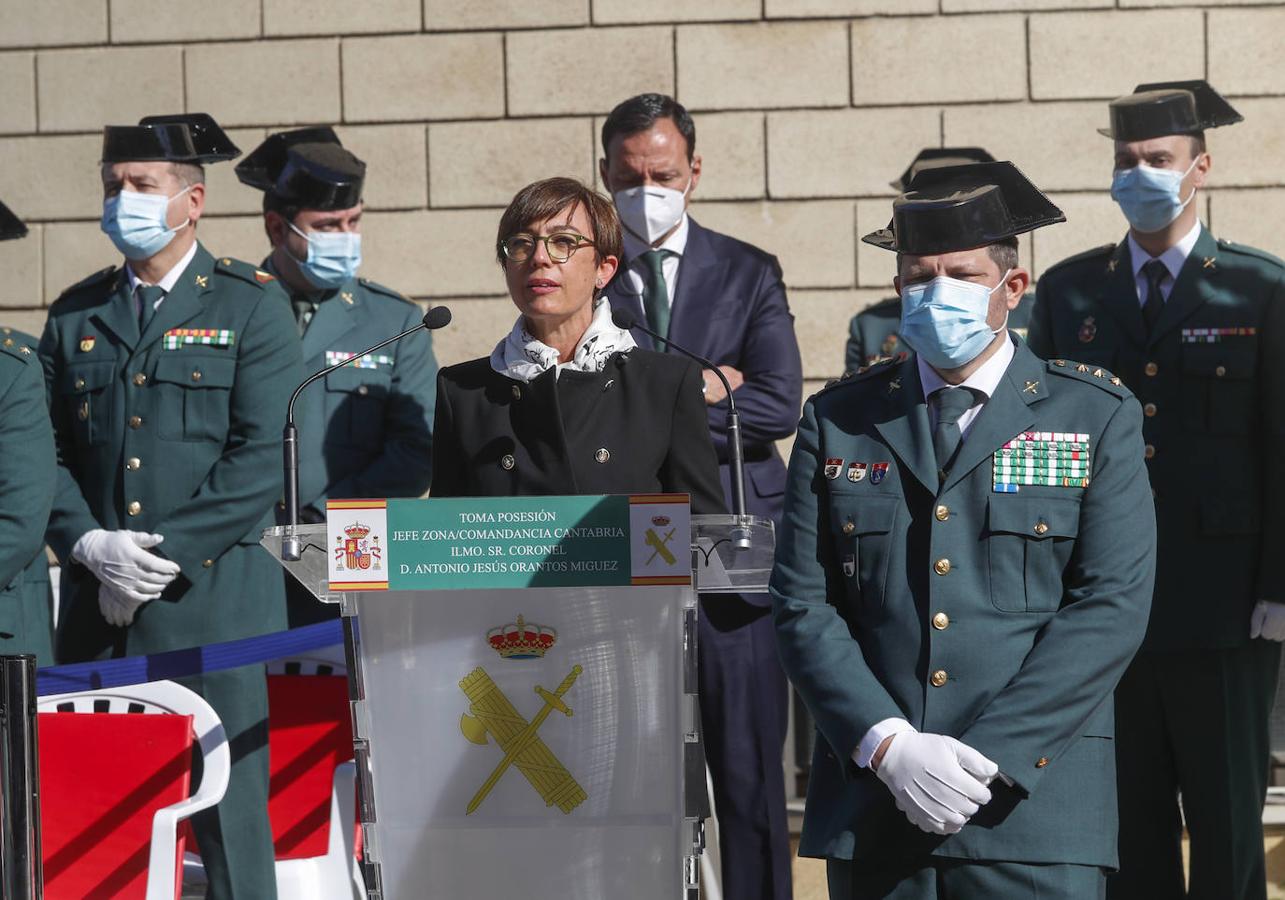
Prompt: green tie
<box><xmin>640</xmin><ymin>249</ymin><xmax>671</xmax><ymax>341</ymax></box>
<box><xmin>137</xmin><ymin>284</ymin><xmax>164</xmax><ymax>333</ymax></box>
<box><xmin>931</xmin><ymin>387</ymin><xmax>977</xmax><ymax>480</ymax></box>
<box><xmin>292</xmin><ymin>295</ymin><xmax>319</xmax><ymax>336</ymax></box>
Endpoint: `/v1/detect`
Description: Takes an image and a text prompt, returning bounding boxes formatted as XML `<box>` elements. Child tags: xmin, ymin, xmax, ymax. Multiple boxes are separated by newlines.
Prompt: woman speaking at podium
<box><xmin>430</xmin><ymin>176</ymin><xmax>724</xmax><ymax>513</ymax></box>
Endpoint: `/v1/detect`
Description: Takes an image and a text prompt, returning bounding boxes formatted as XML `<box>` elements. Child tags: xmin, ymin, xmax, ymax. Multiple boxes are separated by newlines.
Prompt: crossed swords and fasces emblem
<box><xmin>458</xmin><ymin>665</ymin><xmax>587</xmax><ymax>815</ymax></box>
<box><xmin>644</xmin><ymin>527</ymin><xmax>676</xmax><ymax>566</ymax></box>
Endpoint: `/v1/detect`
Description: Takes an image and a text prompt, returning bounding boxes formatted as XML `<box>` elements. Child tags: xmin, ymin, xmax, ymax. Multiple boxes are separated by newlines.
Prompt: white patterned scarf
<box><xmin>490</xmin><ymin>298</ymin><xmax>637</xmax><ymax>383</ymax></box>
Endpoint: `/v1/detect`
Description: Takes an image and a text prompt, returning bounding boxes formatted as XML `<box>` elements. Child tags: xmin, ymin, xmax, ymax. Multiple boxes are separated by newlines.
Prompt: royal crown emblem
<box><xmin>487</xmin><ymin>615</ymin><xmax>557</xmax><ymax>659</ymax></box>
<box><xmin>343</xmin><ymin>522</ymin><xmax>371</xmax><ymax>540</ymax></box>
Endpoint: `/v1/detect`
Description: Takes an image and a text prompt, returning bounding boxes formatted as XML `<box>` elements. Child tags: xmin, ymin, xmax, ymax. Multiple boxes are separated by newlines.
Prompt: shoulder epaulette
<box><xmin>214</xmin><ymin>255</ymin><xmax>276</xmax><ymax>288</ymax></box>
<box><xmin>1046</xmin><ymin>358</ymin><xmax>1131</xmax><ymax>397</ymax></box>
<box><xmin>358</xmin><ymin>277</ymin><xmax>414</xmax><ymax>305</ymax></box>
<box><xmin>1041</xmin><ymin>243</ymin><xmax>1117</xmax><ymax>278</ymax></box>
<box><xmin>1216</xmin><ymin>238</ymin><xmax>1285</xmax><ymax>270</ymax></box>
<box><xmin>0</xmin><ymin>337</ymin><xmax>36</xmax><ymax>365</ymax></box>
<box><xmin>815</xmin><ymin>358</ymin><xmax>898</xmax><ymax>397</ymax></box>
<box><xmin>57</xmin><ymin>265</ymin><xmax>117</xmax><ymax>299</ymax></box>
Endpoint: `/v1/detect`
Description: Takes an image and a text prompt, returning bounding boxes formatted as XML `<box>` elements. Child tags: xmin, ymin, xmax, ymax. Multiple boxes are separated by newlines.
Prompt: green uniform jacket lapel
<box><xmin>940</xmin><ymin>341</ymin><xmax>1045</xmax><ymax>496</ymax></box>
<box><xmin>872</xmin><ymin>359</ymin><xmax>937</xmax><ymax>495</ymax></box>
<box><xmin>301</xmin><ymin>280</ymin><xmax>361</xmax><ymax>362</ymax></box>
<box><xmin>91</xmin><ymin>271</ymin><xmax>140</xmax><ymax>351</ymax></box>
<box><xmin>1148</xmin><ymin>227</ymin><xmax>1221</xmax><ymax>347</ymax></box>
<box><xmin>1099</xmin><ymin>240</ymin><xmax>1147</xmax><ymax>349</ymax></box>
<box><xmin>136</xmin><ymin>244</ymin><xmax>217</xmax><ymax>354</ymax></box>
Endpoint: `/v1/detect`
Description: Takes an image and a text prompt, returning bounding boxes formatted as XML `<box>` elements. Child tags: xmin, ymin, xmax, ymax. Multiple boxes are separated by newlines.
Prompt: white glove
<box><xmin>72</xmin><ymin>530</ymin><xmax>182</xmax><ymax>603</ymax></box>
<box><xmin>874</xmin><ymin>732</ymin><xmax>998</xmax><ymax>835</ymax></box>
<box><xmin>1250</xmin><ymin>600</ymin><xmax>1285</xmax><ymax>642</ymax></box>
<box><xmin>98</xmin><ymin>583</ymin><xmax>146</xmax><ymax>628</ymax></box>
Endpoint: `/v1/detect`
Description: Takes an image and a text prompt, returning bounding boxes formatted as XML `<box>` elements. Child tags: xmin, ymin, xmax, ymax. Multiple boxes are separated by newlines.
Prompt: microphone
<box><xmin>611</xmin><ymin>306</ymin><xmax>751</xmax><ymax>547</ymax></box>
<box><xmin>280</xmin><ymin>305</ymin><xmax>452</xmax><ymax>561</ymax></box>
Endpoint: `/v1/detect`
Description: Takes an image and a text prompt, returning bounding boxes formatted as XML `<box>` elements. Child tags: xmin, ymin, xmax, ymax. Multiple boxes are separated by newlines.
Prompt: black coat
<box><xmin>431</xmin><ymin>349</ymin><xmax>726</xmax><ymax>514</ymax></box>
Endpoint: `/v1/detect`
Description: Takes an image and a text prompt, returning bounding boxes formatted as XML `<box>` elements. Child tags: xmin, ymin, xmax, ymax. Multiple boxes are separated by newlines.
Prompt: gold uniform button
<box><xmin>842</xmin><ymin>521</ymin><xmax>856</xmax><ymax>536</ymax></box>
<box><xmin>356</xmin><ymin>384</ymin><xmax>368</xmax><ymax>396</ymax></box>
<box><xmin>1144</xmin><ymin>444</ymin><xmax>1155</xmax><ymax>459</ymax></box>
<box><xmin>1036</xmin><ymin>757</ymin><xmax>1049</xmax><ymax>769</ymax></box>
<box><xmin>595</xmin><ymin>448</ymin><xmax>610</xmax><ymax>464</ymax></box>
<box><xmin>500</xmin><ymin>454</ymin><xmax>516</xmax><ymax>470</ymax></box>
<box><xmin>930</xmin><ymin>670</ymin><xmax>948</xmax><ymax>687</ymax></box>
<box><xmin>934</xmin><ymin>558</ymin><xmax>951</xmax><ymax>576</ymax></box>
<box><xmin>1143</xmin><ymin>402</ymin><xmax>1157</xmax><ymax>417</ymax></box>
<box><xmin>129</xmin><ymin>416</ymin><xmax>143</xmax><ymax>429</ymax></box>
<box><xmin>1144</xmin><ymin>362</ymin><xmax>1159</xmax><ymax>377</ymax></box>
<box><xmin>932</xmin><ymin>612</ymin><xmax>949</xmax><ymax>630</ymax></box>
<box><xmin>127</xmin><ymin>501</ymin><xmax>141</xmax><ymax>516</ymax></box>
<box><xmin>203</xmin><ymin>559</ymin><xmax>214</xmax><ymax>568</ymax></box>
<box><xmin>74</xmin><ymin>377</ymin><xmax>86</xmax><ymax>390</ymax></box>
<box><xmin>126</xmin><ymin>457</ymin><xmax>141</xmax><ymax>471</ymax></box>
<box><xmin>1033</xmin><ymin>521</ymin><xmax>1049</xmax><ymax>536</ymax></box>
<box><xmin>191</xmin><ymin>370</ymin><xmax>202</xmax><ymax>382</ymax></box>
<box><xmin>934</xmin><ymin>505</ymin><xmax>949</xmax><ymax>522</ymax></box>
<box><xmin>1215</xmin><ymin>365</ymin><xmax>1227</xmax><ymax>378</ymax></box>
<box><xmin>133</xmin><ymin>372</ymin><xmax>147</xmax><ymax>386</ymax></box>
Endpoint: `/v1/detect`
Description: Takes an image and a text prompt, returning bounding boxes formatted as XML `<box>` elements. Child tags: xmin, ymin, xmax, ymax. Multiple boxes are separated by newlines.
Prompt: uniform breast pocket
<box><xmin>153</xmin><ymin>355</ymin><xmax>236</xmax><ymax>442</ymax></box>
<box><xmin>1180</xmin><ymin>342</ymin><xmax>1256</xmax><ymax>435</ymax></box>
<box><xmin>828</xmin><ymin>493</ymin><xmax>899</xmax><ymax>608</ymax></box>
<box><xmin>324</xmin><ymin>367</ymin><xmax>391</xmax><ymax>449</ymax></box>
<box><xmin>987</xmin><ymin>496</ymin><xmax>1081</xmax><ymax>612</ymax></box>
<box><xmin>59</xmin><ymin>362</ymin><xmax>116</xmax><ymax>448</ymax></box>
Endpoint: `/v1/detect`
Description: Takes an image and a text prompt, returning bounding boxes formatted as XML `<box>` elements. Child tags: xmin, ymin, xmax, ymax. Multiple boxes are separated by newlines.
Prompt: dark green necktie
<box><xmin>1142</xmin><ymin>259</ymin><xmax>1167</xmax><ymax>335</ymax></box>
<box><xmin>292</xmin><ymin>296</ymin><xmax>319</xmax><ymax>336</ymax></box>
<box><xmin>932</xmin><ymin>387</ymin><xmax>977</xmax><ymax>479</ymax></box>
<box><xmin>137</xmin><ymin>284</ymin><xmax>164</xmax><ymax>333</ymax></box>
<box><xmin>640</xmin><ymin>249</ymin><xmax>671</xmax><ymax>340</ymax></box>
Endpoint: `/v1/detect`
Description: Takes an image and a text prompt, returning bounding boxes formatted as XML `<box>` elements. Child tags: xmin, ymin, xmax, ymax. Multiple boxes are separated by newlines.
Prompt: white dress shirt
<box><xmin>1128</xmin><ymin>220</ymin><xmax>1201</xmax><ymax>307</ymax></box>
<box><xmin>125</xmin><ymin>239</ymin><xmax>198</xmax><ymax>316</ymax></box>
<box><xmin>854</xmin><ymin>335</ymin><xmax>1017</xmax><ymax>770</ymax></box>
<box><xmin>619</xmin><ymin>213</ymin><xmax>690</xmax><ymax>307</ymax></box>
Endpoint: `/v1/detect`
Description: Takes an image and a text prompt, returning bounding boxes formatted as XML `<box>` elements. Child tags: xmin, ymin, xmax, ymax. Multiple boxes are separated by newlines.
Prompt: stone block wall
<box><xmin>1</xmin><ymin>0</ymin><xmax>1282</xmax><ymax>403</ymax></box>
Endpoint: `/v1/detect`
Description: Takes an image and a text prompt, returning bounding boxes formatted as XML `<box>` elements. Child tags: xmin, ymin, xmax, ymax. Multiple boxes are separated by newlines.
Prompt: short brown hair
<box><xmin>495</xmin><ymin>177</ymin><xmax>622</xmax><ymax>267</ymax></box>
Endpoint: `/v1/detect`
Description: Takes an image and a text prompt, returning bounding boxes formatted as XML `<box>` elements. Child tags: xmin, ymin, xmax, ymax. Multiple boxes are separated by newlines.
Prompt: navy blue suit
<box><xmin>603</xmin><ymin>216</ymin><xmax>802</xmax><ymax>900</ymax></box>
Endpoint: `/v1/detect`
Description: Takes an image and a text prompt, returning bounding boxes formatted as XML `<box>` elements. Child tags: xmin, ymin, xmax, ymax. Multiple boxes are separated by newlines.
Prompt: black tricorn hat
<box><xmin>0</xmin><ymin>200</ymin><xmax>27</xmax><ymax>241</ymax></box>
<box><xmin>101</xmin><ymin>113</ymin><xmax>240</xmax><ymax>164</ymax></box>
<box><xmin>236</xmin><ymin>128</ymin><xmax>365</xmax><ymax>211</ymax></box>
<box><xmin>1099</xmin><ymin>80</ymin><xmax>1243</xmax><ymax>141</ymax></box>
<box><xmin>891</xmin><ymin>147</ymin><xmax>996</xmax><ymax>192</ymax></box>
<box><xmin>862</xmin><ymin>161</ymin><xmax>1065</xmax><ymax>256</ymax></box>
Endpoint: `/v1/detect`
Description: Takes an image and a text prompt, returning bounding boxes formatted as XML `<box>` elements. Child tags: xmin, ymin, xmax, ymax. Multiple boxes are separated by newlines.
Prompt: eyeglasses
<box><xmin>500</xmin><ymin>232</ymin><xmax>595</xmax><ymax>264</ymax></box>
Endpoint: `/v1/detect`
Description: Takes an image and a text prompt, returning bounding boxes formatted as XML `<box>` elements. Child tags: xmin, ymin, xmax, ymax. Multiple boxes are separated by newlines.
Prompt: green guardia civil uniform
<box><xmin>0</xmin><ymin>327</ymin><xmax>56</xmax><ymax>665</ymax></box>
<box><xmin>1025</xmin><ymin>80</ymin><xmax>1285</xmax><ymax>900</ymax></box>
<box><xmin>845</xmin><ymin>294</ymin><xmax>1035</xmax><ymax>374</ymax></box>
<box><xmin>773</xmin><ymin>162</ymin><xmax>1157</xmax><ymax>899</ymax></box>
<box><xmin>41</xmin><ymin>243</ymin><xmax>301</xmax><ymax>899</ymax></box>
<box><xmin>1028</xmin><ymin>230</ymin><xmax>1285</xmax><ymax>897</ymax></box>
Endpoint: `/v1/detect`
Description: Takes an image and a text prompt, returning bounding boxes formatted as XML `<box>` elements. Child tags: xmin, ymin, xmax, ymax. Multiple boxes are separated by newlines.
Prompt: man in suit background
<box><xmin>774</xmin><ymin>161</ymin><xmax>1156</xmax><ymax>899</ymax></box>
<box><xmin>1027</xmin><ymin>80</ymin><xmax>1285</xmax><ymax>899</ymax></box>
<box><xmin>599</xmin><ymin>92</ymin><xmax>802</xmax><ymax>900</ymax></box>
<box><xmin>844</xmin><ymin>148</ymin><xmax>1035</xmax><ymax>375</ymax></box>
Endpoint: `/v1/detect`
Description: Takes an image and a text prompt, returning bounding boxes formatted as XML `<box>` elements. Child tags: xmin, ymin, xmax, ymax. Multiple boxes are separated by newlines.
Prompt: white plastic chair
<box><xmin>39</xmin><ymin>680</ymin><xmax>230</xmax><ymax>900</ymax></box>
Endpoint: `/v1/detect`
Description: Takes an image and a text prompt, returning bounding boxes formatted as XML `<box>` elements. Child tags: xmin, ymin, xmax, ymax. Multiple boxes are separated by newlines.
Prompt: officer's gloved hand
<box><xmin>1250</xmin><ymin>600</ymin><xmax>1285</xmax><ymax>642</ymax></box>
<box><xmin>874</xmin><ymin>732</ymin><xmax>998</xmax><ymax>835</ymax></box>
<box><xmin>72</xmin><ymin>529</ymin><xmax>182</xmax><ymax>603</ymax></box>
<box><xmin>97</xmin><ymin>583</ymin><xmax>147</xmax><ymax>628</ymax></box>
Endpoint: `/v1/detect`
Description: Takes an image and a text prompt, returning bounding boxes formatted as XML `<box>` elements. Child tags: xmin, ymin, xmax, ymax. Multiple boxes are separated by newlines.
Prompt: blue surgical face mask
<box><xmin>1110</xmin><ymin>156</ymin><xmax>1200</xmax><ymax>234</ymax></box>
<box><xmin>899</xmin><ymin>269</ymin><xmax>1012</xmax><ymax>370</ymax></box>
<box><xmin>288</xmin><ymin>221</ymin><xmax>362</xmax><ymax>290</ymax></box>
<box><xmin>100</xmin><ymin>186</ymin><xmax>191</xmax><ymax>260</ymax></box>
